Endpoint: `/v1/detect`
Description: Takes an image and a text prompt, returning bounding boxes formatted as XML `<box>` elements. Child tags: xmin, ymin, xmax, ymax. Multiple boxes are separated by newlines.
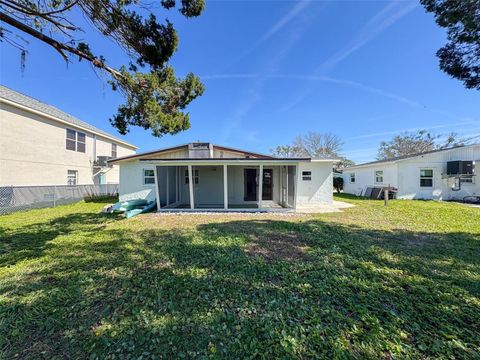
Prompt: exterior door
<box><xmin>262</xmin><ymin>169</ymin><xmax>273</xmax><ymax>200</ymax></box>
<box><xmin>244</xmin><ymin>168</ymin><xmax>257</xmax><ymax>201</ymax></box>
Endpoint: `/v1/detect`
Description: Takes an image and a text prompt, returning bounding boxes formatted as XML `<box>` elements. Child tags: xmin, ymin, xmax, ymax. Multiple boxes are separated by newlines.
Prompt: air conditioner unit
<box><xmin>94</xmin><ymin>156</ymin><xmax>112</xmax><ymax>168</ymax></box>
<box><xmin>446</xmin><ymin>160</ymin><xmax>475</xmax><ymax>175</ymax></box>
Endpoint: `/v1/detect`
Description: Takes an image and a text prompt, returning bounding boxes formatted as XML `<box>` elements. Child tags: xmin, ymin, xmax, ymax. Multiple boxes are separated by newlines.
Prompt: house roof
<box><xmin>0</xmin><ymin>85</ymin><xmax>137</xmax><ymax>149</ymax></box>
<box><xmin>108</xmin><ymin>143</ymin><xmax>276</xmax><ymax>163</ymax></box>
<box><xmin>345</xmin><ymin>143</ymin><xmax>480</xmax><ymax>170</ymax></box>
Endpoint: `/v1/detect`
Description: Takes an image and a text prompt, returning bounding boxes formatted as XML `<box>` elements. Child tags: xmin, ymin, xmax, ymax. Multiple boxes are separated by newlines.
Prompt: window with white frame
<box><xmin>67</xmin><ymin>170</ymin><xmax>78</xmax><ymax>185</ymax></box>
<box><xmin>302</xmin><ymin>170</ymin><xmax>312</xmax><ymax>181</ymax></box>
<box><xmin>350</xmin><ymin>173</ymin><xmax>355</xmax><ymax>183</ymax></box>
<box><xmin>420</xmin><ymin>169</ymin><xmax>433</xmax><ymax>187</ymax></box>
<box><xmin>375</xmin><ymin>170</ymin><xmax>383</xmax><ymax>183</ymax></box>
<box><xmin>111</xmin><ymin>143</ymin><xmax>117</xmax><ymax>158</ymax></box>
<box><xmin>143</xmin><ymin>169</ymin><xmax>155</xmax><ymax>185</ymax></box>
<box><xmin>76</xmin><ymin>132</ymin><xmax>86</xmax><ymax>152</ymax></box>
<box><xmin>185</xmin><ymin>169</ymin><xmax>199</xmax><ymax>184</ymax></box>
<box><xmin>66</xmin><ymin>128</ymin><xmax>86</xmax><ymax>153</ymax></box>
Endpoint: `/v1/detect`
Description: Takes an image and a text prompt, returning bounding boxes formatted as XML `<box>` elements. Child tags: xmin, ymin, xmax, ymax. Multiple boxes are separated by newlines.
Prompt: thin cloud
<box><xmin>201</xmin><ymin>73</ymin><xmax>458</xmax><ymax>120</ymax></box>
<box><xmin>278</xmin><ymin>1</ymin><xmax>417</xmax><ymax>111</ymax></box>
<box><xmin>258</xmin><ymin>0</ymin><xmax>311</xmax><ymax>44</ymax></box>
<box><xmin>317</xmin><ymin>1</ymin><xmax>417</xmax><ymax>73</ymax></box>
<box><xmin>346</xmin><ymin>119</ymin><xmax>480</xmax><ymax>141</ymax></box>
<box><xmin>223</xmin><ymin>0</ymin><xmax>314</xmax><ymax>70</ymax></box>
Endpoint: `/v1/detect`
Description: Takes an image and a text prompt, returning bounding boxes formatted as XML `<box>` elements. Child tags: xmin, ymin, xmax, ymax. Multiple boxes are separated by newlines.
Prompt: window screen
<box><xmin>302</xmin><ymin>171</ymin><xmax>312</xmax><ymax>181</ymax></box>
<box><xmin>143</xmin><ymin>169</ymin><xmax>155</xmax><ymax>185</ymax></box>
<box><xmin>67</xmin><ymin>170</ymin><xmax>78</xmax><ymax>185</ymax></box>
<box><xmin>420</xmin><ymin>169</ymin><xmax>433</xmax><ymax>187</ymax></box>
<box><xmin>66</xmin><ymin>129</ymin><xmax>76</xmax><ymax>151</ymax></box>
<box><xmin>111</xmin><ymin>143</ymin><xmax>117</xmax><ymax>158</ymax></box>
<box><xmin>350</xmin><ymin>173</ymin><xmax>355</xmax><ymax>183</ymax></box>
<box><xmin>76</xmin><ymin>132</ymin><xmax>86</xmax><ymax>153</ymax></box>
<box><xmin>375</xmin><ymin>170</ymin><xmax>383</xmax><ymax>183</ymax></box>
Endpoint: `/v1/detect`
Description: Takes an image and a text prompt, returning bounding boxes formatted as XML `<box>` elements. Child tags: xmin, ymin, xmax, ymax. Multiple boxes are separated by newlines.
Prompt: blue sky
<box><xmin>1</xmin><ymin>0</ymin><xmax>479</xmax><ymax>163</ymax></box>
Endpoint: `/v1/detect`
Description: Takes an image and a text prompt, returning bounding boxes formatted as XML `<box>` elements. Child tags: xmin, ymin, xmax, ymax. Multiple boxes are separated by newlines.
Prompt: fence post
<box><xmin>384</xmin><ymin>189</ymin><xmax>389</xmax><ymax>206</ymax></box>
<box><xmin>53</xmin><ymin>185</ymin><xmax>56</xmax><ymax>207</ymax></box>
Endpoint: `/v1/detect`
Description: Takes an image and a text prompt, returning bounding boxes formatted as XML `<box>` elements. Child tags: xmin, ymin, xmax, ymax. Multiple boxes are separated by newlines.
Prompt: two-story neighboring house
<box><xmin>0</xmin><ymin>85</ymin><xmax>137</xmax><ymax>186</ymax></box>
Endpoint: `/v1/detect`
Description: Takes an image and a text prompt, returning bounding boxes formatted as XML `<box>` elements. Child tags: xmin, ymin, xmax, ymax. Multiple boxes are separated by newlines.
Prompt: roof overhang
<box><xmin>0</xmin><ymin>97</ymin><xmax>137</xmax><ymax>149</ymax></box>
<box><xmin>139</xmin><ymin>158</ymin><xmax>315</xmax><ymax>166</ymax></box>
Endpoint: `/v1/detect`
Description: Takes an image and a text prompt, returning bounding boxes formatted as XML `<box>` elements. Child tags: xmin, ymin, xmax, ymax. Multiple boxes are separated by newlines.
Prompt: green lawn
<box><xmin>0</xmin><ymin>195</ymin><xmax>479</xmax><ymax>359</ymax></box>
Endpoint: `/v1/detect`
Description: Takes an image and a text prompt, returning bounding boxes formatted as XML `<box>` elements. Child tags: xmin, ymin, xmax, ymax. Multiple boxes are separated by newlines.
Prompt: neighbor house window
<box><xmin>375</xmin><ymin>170</ymin><xmax>384</xmax><ymax>183</ymax></box>
<box><xmin>185</xmin><ymin>169</ymin><xmax>199</xmax><ymax>184</ymax></box>
<box><xmin>76</xmin><ymin>132</ymin><xmax>86</xmax><ymax>152</ymax></box>
<box><xmin>111</xmin><ymin>143</ymin><xmax>117</xmax><ymax>159</ymax></box>
<box><xmin>302</xmin><ymin>170</ymin><xmax>312</xmax><ymax>181</ymax></box>
<box><xmin>66</xmin><ymin>128</ymin><xmax>86</xmax><ymax>153</ymax></box>
<box><xmin>350</xmin><ymin>173</ymin><xmax>355</xmax><ymax>183</ymax></box>
<box><xmin>67</xmin><ymin>170</ymin><xmax>78</xmax><ymax>185</ymax></box>
<box><xmin>143</xmin><ymin>169</ymin><xmax>155</xmax><ymax>185</ymax></box>
<box><xmin>420</xmin><ymin>169</ymin><xmax>433</xmax><ymax>187</ymax></box>
<box><xmin>66</xmin><ymin>129</ymin><xmax>76</xmax><ymax>151</ymax></box>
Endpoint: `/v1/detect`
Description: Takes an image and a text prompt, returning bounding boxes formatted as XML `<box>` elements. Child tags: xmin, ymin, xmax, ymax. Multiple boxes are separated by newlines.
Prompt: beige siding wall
<box><xmin>143</xmin><ymin>148</ymin><xmax>189</xmax><ymax>159</ymax></box>
<box><xmin>0</xmin><ymin>102</ymin><xmax>135</xmax><ymax>186</ymax></box>
<box><xmin>213</xmin><ymin>149</ymin><xmax>247</xmax><ymax>158</ymax></box>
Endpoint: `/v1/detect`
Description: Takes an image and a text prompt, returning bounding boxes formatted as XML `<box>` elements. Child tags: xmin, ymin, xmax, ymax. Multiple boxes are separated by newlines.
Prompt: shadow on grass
<box><xmin>0</xmin><ymin>212</ymin><xmax>479</xmax><ymax>358</ymax></box>
<box><xmin>0</xmin><ymin>211</ymin><xmax>122</xmax><ymax>267</ymax></box>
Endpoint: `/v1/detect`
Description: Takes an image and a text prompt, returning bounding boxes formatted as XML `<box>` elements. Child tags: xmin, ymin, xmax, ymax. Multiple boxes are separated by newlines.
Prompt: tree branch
<box><xmin>0</xmin><ymin>10</ymin><xmax>122</xmax><ymax>78</ymax></box>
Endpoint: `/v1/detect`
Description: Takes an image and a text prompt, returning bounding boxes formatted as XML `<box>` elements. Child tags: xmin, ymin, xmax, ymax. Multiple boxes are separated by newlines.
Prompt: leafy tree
<box><xmin>333</xmin><ymin>176</ymin><xmax>343</xmax><ymax>194</ymax></box>
<box><xmin>271</xmin><ymin>132</ymin><xmax>354</xmax><ymax>169</ymax></box>
<box><xmin>377</xmin><ymin>130</ymin><xmax>469</xmax><ymax>160</ymax></box>
<box><xmin>421</xmin><ymin>0</ymin><xmax>480</xmax><ymax>90</ymax></box>
<box><xmin>0</xmin><ymin>0</ymin><xmax>205</xmax><ymax>137</ymax></box>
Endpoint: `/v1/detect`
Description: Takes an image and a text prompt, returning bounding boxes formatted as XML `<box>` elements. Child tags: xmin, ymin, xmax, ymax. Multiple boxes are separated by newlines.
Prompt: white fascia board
<box><xmin>0</xmin><ymin>97</ymin><xmax>137</xmax><ymax>149</ymax></box>
<box><xmin>140</xmin><ymin>159</ymin><xmax>306</xmax><ymax>166</ymax></box>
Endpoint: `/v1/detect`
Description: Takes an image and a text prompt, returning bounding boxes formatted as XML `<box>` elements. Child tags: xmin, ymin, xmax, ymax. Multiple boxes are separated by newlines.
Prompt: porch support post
<box><xmin>154</xmin><ymin>166</ymin><xmax>161</xmax><ymax>211</ymax></box>
<box><xmin>188</xmin><ymin>164</ymin><xmax>194</xmax><ymax>209</ymax></box>
<box><xmin>258</xmin><ymin>164</ymin><xmax>263</xmax><ymax>209</ymax></box>
<box><xmin>293</xmin><ymin>164</ymin><xmax>299</xmax><ymax>210</ymax></box>
<box><xmin>223</xmin><ymin>164</ymin><xmax>228</xmax><ymax>210</ymax></box>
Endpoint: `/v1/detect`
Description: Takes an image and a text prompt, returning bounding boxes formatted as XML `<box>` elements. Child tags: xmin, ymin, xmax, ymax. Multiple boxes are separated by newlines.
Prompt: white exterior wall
<box><xmin>0</xmin><ymin>102</ymin><xmax>136</xmax><ymax>186</ymax></box>
<box><xmin>343</xmin><ymin>163</ymin><xmax>398</xmax><ymax>196</ymax></box>
<box><xmin>343</xmin><ymin>144</ymin><xmax>480</xmax><ymax>200</ymax></box>
<box><xmin>397</xmin><ymin>145</ymin><xmax>480</xmax><ymax>200</ymax></box>
<box><xmin>118</xmin><ymin>160</ymin><xmax>335</xmax><ymax>208</ymax></box>
<box><xmin>118</xmin><ymin>160</ymin><xmax>157</xmax><ymax>202</ymax></box>
<box><xmin>296</xmin><ymin>161</ymin><xmax>334</xmax><ymax>206</ymax></box>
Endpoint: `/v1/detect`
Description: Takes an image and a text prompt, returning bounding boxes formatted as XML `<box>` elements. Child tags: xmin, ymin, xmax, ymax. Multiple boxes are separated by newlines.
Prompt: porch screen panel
<box><xmin>287</xmin><ymin>166</ymin><xmax>296</xmax><ymax>207</ymax></box>
<box><xmin>157</xmin><ymin>166</ymin><xmax>168</xmax><ymax>207</ymax></box>
<box><xmin>167</xmin><ymin>166</ymin><xmax>177</xmax><ymax>205</ymax></box>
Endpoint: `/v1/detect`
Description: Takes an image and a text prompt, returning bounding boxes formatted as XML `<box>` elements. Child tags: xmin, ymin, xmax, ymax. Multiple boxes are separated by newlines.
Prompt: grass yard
<box><xmin>0</xmin><ymin>195</ymin><xmax>479</xmax><ymax>359</ymax></box>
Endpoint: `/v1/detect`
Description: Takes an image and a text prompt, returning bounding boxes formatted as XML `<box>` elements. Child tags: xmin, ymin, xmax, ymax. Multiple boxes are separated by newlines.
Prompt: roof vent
<box><xmin>188</xmin><ymin>142</ymin><xmax>212</xmax><ymax>158</ymax></box>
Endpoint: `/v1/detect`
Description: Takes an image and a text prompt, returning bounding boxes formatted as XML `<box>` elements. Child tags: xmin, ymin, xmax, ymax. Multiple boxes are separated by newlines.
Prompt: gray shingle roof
<box><xmin>0</xmin><ymin>85</ymin><xmax>136</xmax><ymax>148</ymax></box>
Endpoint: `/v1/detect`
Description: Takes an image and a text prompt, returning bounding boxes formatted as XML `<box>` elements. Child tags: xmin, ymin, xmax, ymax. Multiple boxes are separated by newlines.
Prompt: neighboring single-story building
<box><xmin>343</xmin><ymin>144</ymin><xmax>479</xmax><ymax>201</ymax></box>
<box><xmin>0</xmin><ymin>85</ymin><xmax>137</xmax><ymax>186</ymax></box>
<box><xmin>109</xmin><ymin>142</ymin><xmax>337</xmax><ymax>211</ymax></box>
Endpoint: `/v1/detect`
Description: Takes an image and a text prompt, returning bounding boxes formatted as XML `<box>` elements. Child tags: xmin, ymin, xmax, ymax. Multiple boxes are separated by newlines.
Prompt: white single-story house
<box><xmin>109</xmin><ymin>142</ymin><xmax>337</xmax><ymax>211</ymax></box>
<box><xmin>343</xmin><ymin>144</ymin><xmax>479</xmax><ymax>201</ymax></box>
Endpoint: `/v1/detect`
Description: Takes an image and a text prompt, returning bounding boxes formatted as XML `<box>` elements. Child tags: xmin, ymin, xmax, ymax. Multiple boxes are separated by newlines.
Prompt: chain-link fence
<box><xmin>0</xmin><ymin>184</ymin><xmax>119</xmax><ymax>215</ymax></box>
